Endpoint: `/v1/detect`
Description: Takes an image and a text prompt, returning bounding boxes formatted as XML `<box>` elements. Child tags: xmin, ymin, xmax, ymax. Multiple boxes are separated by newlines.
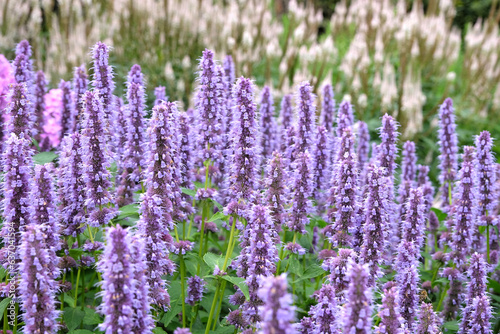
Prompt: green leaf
<box><xmin>210</xmin><ymin>326</ymin><xmax>236</xmax><ymax>334</ymax></box>
<box><xmin>203</xmin><ymin>252</ymin><xmax>229</xmax><ymax>271</ymax></box>
<box><xmin>430</xmin><ymin>208</ymin><xmax>447</xmax><ymax>223</ymax></box>
<box><xmin>69</xmin><ymin>249</ymin><xmax>83</xmax><ymax>259</ymax></box>
<box><xmin>33</xmin><ymin>151</ymin><xmax>57</xmax><ymax>165</ymax></box>
<box><xmin>288</xmin><ymin>257</ymin><xmax>303</xmax><ymax>275</ymax></box>
<box><xmin>293</xmin><ymin>264</ymin><xmax>325</xmax><ymax>283</ymax></box>
<box><xmin>210</xmin><ymin>199</ymin><xmax>224</xmax><ymax>211</ymax></box>
<box><xmin>488</xmin><ymin>278</ymin><xmax>500</xmax><ymax>294</ymax></box>
<box><xmin>64</xmin><ymin>307</ymin><xmax>85</xmax><ymax>331</ymax></box>
<box><xmin>161</xmin><ymin>298</ymin><xmax>182</xmax><ymax>327</ymax></box>
<box><xmin>207</xmin><ymin>211</ymin><xmax>227</xmax><ymax>222</ymax></box>
<box><xmin>117</xmin><ymin>204</ymin><xmax>139</xmax><ymax>219</ymax></box>
<box><xmin>153</xmin><ymin>328</ymin><xmax>169</xmax><ymax>334</ymax></box>
<box><xmin>0</xmin><ymin>266</ymin><xmax>6</xmax><ymax>281</ymax></box>
<box><xmin>443</xmin><ymin>321</ymin><xmax>459</xmax><ymax>331</ymax></box>
<box><xmin>220</xmin><ymin>276</ymin><xmax>249</xmax><ymax>300</ymax></box>
<box><xmin>181</xmin><ymin>187</ymin><xmax>196</xmax><ymax>197</ymax></box>
<box><xmin>83</xmin><ymin>307</ymin><xmax>102</xmax><ymax>325</ymax></box>
<box><xmin>0</xmin><ymin>298</ymin><xmax>12</xmax><ymax>315</ymax></box>
<box><xmin>61</xmin><ymin>293</ymin><xmax>75</xmax><ymax>307</ymax></box>
<box><xmin>68</xmin><ymin>330</ymin><xmax>95</xmax><ymax>334</ymax></box>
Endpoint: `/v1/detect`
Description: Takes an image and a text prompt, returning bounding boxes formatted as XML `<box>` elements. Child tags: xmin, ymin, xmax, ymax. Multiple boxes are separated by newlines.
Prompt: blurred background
<box><xmin>1</xmin><ymin>0</ymin><xmax>500</xmax><ymax>176</ymax></box>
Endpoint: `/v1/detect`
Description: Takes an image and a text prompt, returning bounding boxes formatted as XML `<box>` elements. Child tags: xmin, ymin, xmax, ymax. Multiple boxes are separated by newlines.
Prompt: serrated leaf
<box><xmin>220</xmin><ymin>276</ymin><xmax>249</xmax><ymax>300</ymax></box>
<box><xmin>207</xmin><ymin>211</ymin><xmax>227</xmax><ymax>222</ymax></box>
<box><xmin>64</xmin><ymin>307</ymin><xmax>85</xmax><ymax>331</ymax></box>
<box><xmin>181</xmin><ymin>187</ymin><xmax>196</xmax><ymax>197</ymax></box>
<box><xmin>0</xmin><ymin>298</ymin><xmax>12</xmax><ymax>315</ymax></box>
<box><xmin>83</xmin><ymin>307</ymin><xmax>102</xmax><ymax>325</ymax></box>
<box><xmin>293</xmin><ymin>264</ymin><xmax>325</xmax><ymax>283</ymax></box>
<box><xmin>288</xmin><ymin>257</ymin><xmax>303</xmax><ymax>275</ymax></box>
<box><xmin>33</xmin><ymin>151</ymin><xmax>57</xmax><ymax>165</ymax></box>
<box><xmin>161</xmin><ymin>298</ymin><xmax>182</xmax><ymax>327</ymax></box>
<box><xmin>203</xmin><ymin>252</ymin><xmax>230</xmax><ymax>271</ymax></box>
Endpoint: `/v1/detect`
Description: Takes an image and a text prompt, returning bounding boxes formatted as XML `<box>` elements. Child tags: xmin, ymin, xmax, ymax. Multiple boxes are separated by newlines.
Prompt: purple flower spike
<box><xmin>322</xmin><ymin>248</ymin><xmax>357</xmax><ymax>301</ymax></box>
<box><xmin>263</xmin><ymin>151</ymin><xmax>289</xmax><ymax>233</ymax></box>
<box><xmin>401</xmin><ymin>188</ymin><xmax>426</xmax><ymax>249</ymax></box>
<box><xmin>458</xmin><ymin>253</ymin><xmax>488</xmax><ymax>334</ymax></box>
<box><xmin>179</xmin><ymin>111</ymin><xmax>195</xmax><ymax>213</ymax></box>
<box><xmin>285</xmin><ymin>242</ymin><xmax>306</xmax><ymax>255</ymax></box>
<box><xmin>0</xmin><ymin>133</ymin><xmax>32</xmax><ymax>273</ymax></box>
<box><xmin>342</xmin><ymin>261</ymin><xmax>373</xmax><ymax>334</ymax></box>
<box><xmin>321</xmin><ymin>84</ymin><xmax>335</xmax><ymax>134</ymax></box>
<box><xmin>127</xmin><ymin>64</ymin><xmax>144</xmax><ymax>86</ymax></box>
<box><xmin>449</xmin><ymin>146</ymin><xmax>477</xmax><ymax>267</ymax></box>
<box><xmin>330</xmin><ymin>127</ymin><xmax>358</xmax><ymax>248</ymax></box>
<box><xmin>309</xmin><ymin>284</ymin><xmax>339</xmax><ymax>333</ymax></box>
<box><xmin>223</xmin><ymin>55</ymin><xmax>235</xmax><ymax>87</ymax></box>
<box><xmin>91</xmin><ymin>42</ymin><xmax>115</xmax><ymax>120</ymax></box>
<box><xmin>278</xmin><ymin>94</ymin><xmax>293</xmax><ymax>152</ymax></box>
<box><xmin>468</xmin><ymin>295</ymin><xmax>492</xmax><ymax>334</ymax></box>
<box><xmin>130</xmin><ymin>236</ymin><xmax>155</xmax><ymax>334</ymax></box>
<box><xmin>174</xmin><ymin>328</ymin><xmax>192</xmax><ymax>334</ymax></box>
<box><xmin>475</xmin><ymin>131</ymin><xmax>497</xmax><ymax>222</ymax></box>
<box><xmin>81</xmin><ymin>91</ymin><xmax>117</xmax><ymax>226</ymax></box>
<box><xmin>98</xmin><ymin>225</ymin><xmax>135</xmax><ymax>333</ymax></box>
<box><xmin>356</xmin><ymin>121</ymin><xmax>370</xmax><ymax>177</ymax></box>
<box><xmin>227</xmin><ymin>310</ymin><xmax>248</xmax><ymax>329</ymax></box>
<box><xmin>196</xmin><ymin>49</ymin><xmax>224</xmax><ymax>164</ymax></box>
<box><xmin>222</xmin><ymin>55</ymin><xmax>235</xmax><ymax>127</ymax></box>
<box><xmin>72</xmin><ymin>65</ymin><xmax>88</xmax><ymax>131</ymax></box>
<box><xmin>258</xmin><ymin>274</ymin><xmax>295</xmax><ymax>334</ymax></box>
<box><xmin>395</xmin><ymin>241</ymin><xmax>420</xmax><ymax>327</ymax></box>
<box><xmin>259</xmin><ymin>86</ymin><xmax>277</xmax><ymax>167</ymax></box>
<box><xmin>186</xmin><ymin>275</ymin><xmax>205</xmax><ymax>306</ymax></box>
<box><xmin>5</xmin><ymin>82</ymin><xmax>34</xmax><ymax>139</ymax></box>
<box><xmin>154</xmin><ymin>86</ymin><xmax>166</xmax><ymax>106</ymax></box>
<box><xmin>360</xmin><ymin>164</ymin><xmax>389</xmax><ymax>286</ymax></box>
<box><xmin>58</xmin><ymin>134</ymin><xmax>86</xmax><ymax>237</ymax></box>
<box><xmin>13</xmin><ymin>40</ymin><xmax>34</xmax><ymax>86</ymax></box>
<box><xmin>284</xmin><ymin>126</ymin><xmax>297</xmax><ymax>171</ymax></box>
<box><xmin>288</xmin><ymin>151</ymin><xmax>314</xmax><ymax>234</ymax></box>
<box><xmin>336</xmin><ymin>100</ymin><xmax>354</xmax><ymax>139</ymax></box>
<box><xmin>313</xmin><ymin>125</ymin><xmax>331</xmax><ymax>212</ymax></box>
<box><xmin>59</xmin><ymin>79</ymin><xmax>75</xmax><ymax>137</ymax></box>
<box><xmin>401</xmin><ymin>141</ymin><xmax>417</xmax><ymax>183</ymax></box>
<box><xmin>375</xmin><ymin>285</ymin><xmax>405</xmax><ymax>334</ymax></box>
<box><xmin>442</xmin><ymin>267</ymin><xmax>464</xmax><ymax>321</ymax></box>
<box><xmin>416</xmin><ymin>303</ymin><xmax>440</xmax><ymax>334</ymax></box>
<box><xmin>137</xmin><ymin>192</ymin><xmax>174</xmax><ymax>309</ymax></box>
<box><xmin>437</xmin><ymin>98</ymin><xmax>458</xmax><ymax>210</ymax></box>
<box><xmin>19</xmin><ymin>224</ymin><xmax>60</xmax><ymax>334</ymax></box>
<box><xmin>296</xmin><ymin>317</ymin><xmax>314</xmax><ymax>333</ymax></box>
<box><xmin>377</xmin><ymin>113</ymin><xmax>399</xmax><ymax>174</ymax></box>
<box><xmin>240</xmin><ymin>205</ymin><xmax>279</xmax><ymax>323</ymax></box>
<box><xmin>417</xmin><ymin>165</ymin><xmax>434</xmax><ymax>216</ymax></box>
<box><xmin>228</xmin><ymin>77</ymin><xmax>259</xmax><ymax>204</ymax></box>
<box><xmin>34</xmin><ymin>71</ymin><xmax>47</xmax><ymax>142</ymax></box>
<box><xmin>294</xmin><ymin>82</ymin><xmax>317</xmax><ymax>154</ymax></box>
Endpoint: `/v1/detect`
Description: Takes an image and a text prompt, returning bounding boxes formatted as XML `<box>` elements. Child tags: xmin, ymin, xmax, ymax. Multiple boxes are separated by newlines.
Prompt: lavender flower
<box><xmin>296</xmin><ymin>317</ymin><xmax>314</xmax><ymax>333</ymax></box>
<box><xmin>307</xmin><ymin>283</ymin><xmax>339</xmax><ymax>333</ymax></box>
<box><xmin>223</xmin><ymin>55</ymin><xmax>235</xmax><ymax>87</ymax></box>
<box><xmin>284</xmin><ymin>125</ymin><xmax>298</xmax><ymax>171</ymax></box>
<box><xmin>228</xmin><ymin>77</ymin><xmax>259</xmax><ymax>204</ymax></box>
<box><xmin>288</xmin><ymin>151</ymin><xmax>314</xmax><ymax>234</ymax></box>
<box><xmin>417</xmin><ymin>165</ymin><xmax>434</xmax><ymax>216</ymax></box>
<box><xmin>322</xmin><ymin>248</ymin><xmax>357</xmax><ymax>301</ymax></box>
<box><xmin>259</xmin><ymin>86</ymin><xmax>277</xmax><ymax>167</ymax></box>
<box><xmin>360</xmin><ymin>164</ymin><xmax>389</xmax><ymax>286</ymax></box>
<box><xmin>395</xmin><ymin>241</ymin><xmax>420</xmax><ymax>327</ymax></box>
<box><xmin>336</xmin><ymin>100</ymin><xmax>354</xmax><ymax>139</ymax></box>
<box><xmin>34</xmin><ymin>71</ymin><xmax>47</xmax><ymax>143</ymax></box>
<box><xmin>5</xmin><ymin>82</ymin><xmax>33</xmax><ymax>139</ymax></box>
<box><xmin>72</xmin><ymin>64</ymin><xmax>88</xmax><ymax>131</ymax></box>
<box><xmin>278</xmin><ymin>94</ymin><xmax>293</xmax><ymax>151</ymax></box>
<box><xmin>475</xmin><ymin>131</ymin><xmax>497</xmax><ymax>225</ymax></box>
<box><xmin>401</xmin><ymin>141</ymin><xmax>417</xmax><ymax>183</ymax></box>
<box><xmin>263</xmin><ymin>151</ymin><xmax>288</xmax><ymax>232</ymax></box>
<box><xmin>59</xmin><ymin>79</ymin><xmax>75</xmax><ymax>137</ymax></box>
<box><xmin>196</xmin><ymin>49</ymin><xmax>224</xmax><ymax>164</ymax></box>
<box><xmin>401</xmin><ymin>188</ymin><xmax>426</xmax><ymax>249</ymax></box>
<box><xmin>58</xmin><ymin>133</ymin><xmax>86</xmax><ymax>237</ymax></box>
<box><xmin>449</xmin><ymin>146</ymin><xmax>477</xmax><ymax>267</ymax></box>
<box><xmin>468</xmin><ymin>295</ymin><xmax>492</xmax><ymax>334</ymax></box>
<box><xmin>356</xmin><ymin>121</ymin><xmax>370</xmax><ymax>177</ymax></box>
<box><xmin>179</xmin><ymin>111</ymin><xmax>195</xmax><ymax>212</ymax></box>
<box><xmin>313</xmin><ymin>126</ymin><xmax>331</xmax><ymax>212</ymax></box>
<box><xmin>241</xmin><ymin>205</ymin><xmax>279</xmax><ymax>323</ymax></box>
<box><xmin>0</xmin><ymin>133</ymin><xmax>32</xmax><ymax>273</ymax></box>
<box><xmin>173</xmin><ymin>240</ymin><xmax>193</xmax><ymax>255</ymax></box>
<box><xmin>320</xmin><ymin>84</ymin><xmax>335</xmax><ymax>134</ymax></box>
<box><xmin>222</xmin><ymin>55</ymin><xmax>235</xmax><ymax>126</ymax></box>
<box><xmin>81</xmin><ymin>91</ymin><xmax>117</xmax><ymax>226</ymax></box>
<box><xmin>13</xmin><ymin>40</ymin><xmax>34</xmax><ymax>86</ymax></box>
<box><xmin>91</xmin><ymin>42</ymin><xmax>115</xmax><ymax>120</ymax></box>
<box><xmin>294</xmin><ymin>82</ymin><xmax>316</xmax><ymax>154</ymax></box>
<box><xmin>375</xmin><ymin>285</ymin><xmax>405</xmax><ymax>334</ymax></box>
<box><xmin>416</xmin><ymin>303</ymin><xmax>440</xmax><ymax>334</ymax></box>
<box><xmin>154</xmin><ymin>86</ymin><xmax>166</xmax><ymax>106</ymax></box>
<box><xmin>130</xmin><ymin>236</ymin><xmax>154</xmax><ymax>334</ymax></box>
<box><xmin>186</xmin><ymin>275</ymin><xmax>205</xmax><ymax>306</ymax></box>
<box><xmin>442</xmin><ymin>267</ymin><xmax>464</xmax><ymax>321</ymax></box>
<box><xmin>227</xmin><ymin>310</ymin><xmax>248</xmax><ymax>329</ymax></box>
<box><xmin>330</xmin><ymin>127</ymin><xmax>358</xmax><ymax>248</ymax></box>
<box><xmin>18</xmin><ymin>224</ymin><xmax>60</xmax><ymax>334</ymax></box>
<box><xmin>174</xmin><ymin>328</ymin><xmax>192</xmax><ymax>334</ymax></box>
<box><xmin>342</xmin><ymin>261</ymin><xmax>373</xmax><ymax>333</ymax></box>
<box><xmin>136</xmin><ymin>192</ymin><xmax>174</xmax><ymax>309</ymax></box>
<box><xmin>258</xmin><ymin>274</ymin><xmax>295</xmax><ymax>334</ymax></box>
<box><xmin>437</xmin><ymin>98</ymin><xmax>458</xmax><ymax>210</ymax></box>
<box><xmin>458</xmin><ymin>253</ymin><xmax>488</xmax><ymax>334</ymax></box>
<box><xmin>98</xmin><ymin>225</ymin><xmax>135</xmax><ymax>333</ymax></box>
<box><xmin>127</xmin><ymin>64</ymin><xmax>144</xmax><ymax>85</ymax></box>
<box><xmin>285</xmin><ymin>242</ymin><xmax>306</xmax><ymax>255</ymax></box>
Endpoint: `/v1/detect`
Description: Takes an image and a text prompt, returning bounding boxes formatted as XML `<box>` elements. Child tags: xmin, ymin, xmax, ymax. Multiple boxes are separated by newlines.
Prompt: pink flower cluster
<box><xmin>41</xmin><ymin>88</ymin><xmax>63</xmax><ymax>148</ymax></box>
<box><xmin>0</xmin><ymin>54</ymin><xmax>14</xmax><ymax>113</ymax></box>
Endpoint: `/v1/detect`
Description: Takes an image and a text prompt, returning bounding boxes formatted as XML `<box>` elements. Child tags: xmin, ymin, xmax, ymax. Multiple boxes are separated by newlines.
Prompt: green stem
<box><xmin>213</xmin><ymin>281</ymin><xmax>227</xmax><ymax>330</ymax></box>
<box><xmin>74</xmin><ymin>267</ymin><xmax>81</xmax><ymax>308</ymax></box>
<box><xmin>276</xmin><ymin>229</ymin><xmax>288</xmax><ymax>275</ymax></box>
<box><xmin>60</xmin><ymin>272</ymin><xmax>67</xmax><ymax>313</ymax></box>
<box><xmin>436</xmin><ymin>284</ymin><xmax>448</xmax><ymax>312</ymax></box>
<box><xmin>222</xmin><ymin>215</ymin><xmax>238</xmax><ymax>271</ymax></box>
<box><xmin>4</xmin><ymin>307</ymin><xmax>8</xmax><ymax>333</ymax></box>
<box><xmin>205</xmin><ymin>281</ymin><xmax>222</xmax><ymax>334</ymax></box>
<box><xmin>431</xmin><ymin>264</ymin><xmax>441</xmax><ymax>284</ymax></box>
<box><xmin>189</xmin><ymin>304</ymin><xmax>199</xmax><ymax>330</ymax></box>
<box><xmin>180</xmin><ymin>255</ymin><xmax>187</xmax><ymax>327</ymax></box>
